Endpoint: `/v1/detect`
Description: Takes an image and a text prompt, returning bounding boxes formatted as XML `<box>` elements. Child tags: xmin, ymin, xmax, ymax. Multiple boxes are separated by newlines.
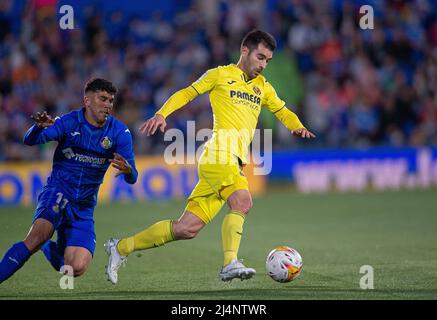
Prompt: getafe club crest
<box><xmin>252</xmin><ymin>86</ymin><xmax>261</xmax><ymax>96</ymax></box>
<box><xmin>100</xmin><ymin>136</ymin><xmax>112</xmax><ymax>149</ymax></box>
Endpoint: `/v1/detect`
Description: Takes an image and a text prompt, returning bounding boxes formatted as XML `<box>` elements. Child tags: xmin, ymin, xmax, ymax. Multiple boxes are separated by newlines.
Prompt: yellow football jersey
<box><xmin>191</xmin><ymin>64</ymin><xmax>304</xmax><ymax>163</ymax></box>
<box><xmin>157</xmin><ymin>63</ymin><xmax>305</xmax><ymax>163</ymax></box>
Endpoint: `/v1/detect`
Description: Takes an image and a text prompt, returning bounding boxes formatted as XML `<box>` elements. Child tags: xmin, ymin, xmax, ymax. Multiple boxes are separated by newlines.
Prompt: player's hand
<box><xmin>139</xmin><ymin>114</ymin><xmax>166</xmax><ymax>136</ymax></box>
<box><xmin>109</xmin><ymin>153</ymin><xmax>132</xmax><ymax>177</ymax></box>
<box><xmin>292</xmin><ymin>128</ymin><xmax>316</xmax><ymax>139</ymax></box>
<box><xmin>31</xmin><ymin>111</ymin><xmax>55</xmax><ymax>128</ymax></box>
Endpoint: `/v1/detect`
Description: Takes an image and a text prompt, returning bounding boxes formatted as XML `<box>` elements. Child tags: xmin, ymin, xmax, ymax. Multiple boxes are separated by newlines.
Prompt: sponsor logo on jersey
<box><xmin>230</xmin><ymin>90</ymin><xmax>261</xmax><ymax>105</ymax></box>
<box><xmin>252</xmin><ymin>86</ymin><xmax>261</xmax><ymax>96</ymax></box>
<box><xmin>62</xmin><ymin>147</ymin><xmax>106</xmax><ymax>166</ymax></box>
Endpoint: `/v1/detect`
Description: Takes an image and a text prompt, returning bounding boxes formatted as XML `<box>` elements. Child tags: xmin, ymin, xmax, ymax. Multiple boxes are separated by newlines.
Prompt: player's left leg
<box><xmin>63</xmin><ymin>246</ymin><xmax>92</xmax><ymax>277</ymax></box>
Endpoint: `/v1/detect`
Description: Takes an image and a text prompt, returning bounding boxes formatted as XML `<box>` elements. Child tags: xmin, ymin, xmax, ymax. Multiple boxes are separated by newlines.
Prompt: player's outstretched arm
<box><xmin>270</xmin><ymin>106</ymin><xmax>316</xmax><ymax>140</ymax></box>
<box><xmin>23</xmin><ymin>111</ymin><xmax>62</xmax><ymax>146</ymax></box>
<box><xmin>263</xmin><ymin>82</ymin><xmax>315</xmax><ymax>140</ymax></box>
<box><xmin>31</xmin><ymin>111</ymin><xmax>55</xmax><ymax>128</ymax></box>
<box><xmin>291</xmin><ymin>128</ymin><xmax>316</xmax><ymax>139</ymax></box>
<box><xmin>139</xmin><ymin>85</ymin><xmax>200</xmax><ymax>136</ymax></box>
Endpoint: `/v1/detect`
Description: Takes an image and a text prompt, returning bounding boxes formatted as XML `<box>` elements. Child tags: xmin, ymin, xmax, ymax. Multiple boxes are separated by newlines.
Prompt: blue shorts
<box><xmin>33</xmin><ymin>186</ymin><xmax>96</xmax><ymax>255</ymax></box>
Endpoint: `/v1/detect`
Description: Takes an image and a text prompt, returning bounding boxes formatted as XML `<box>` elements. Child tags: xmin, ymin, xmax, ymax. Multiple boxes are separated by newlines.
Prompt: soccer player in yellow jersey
<box><xmin>105</xmin><ymin>30</ymin><xmax>315</xmax><ymax>284</ymax></box>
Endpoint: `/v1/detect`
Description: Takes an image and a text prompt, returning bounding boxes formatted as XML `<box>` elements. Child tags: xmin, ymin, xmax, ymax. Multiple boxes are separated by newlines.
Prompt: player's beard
<box><xmin>247</xmin><ymin>60</ymin><xmax>262</xmax><ymax>79</ymax></box>
<box><xmin>93</xmin><ymin>110</ymin><xmax>108</xmax><ymax>127</ymax></box>
<box><xmin>251</xmin><ymin>65</ymin><xmax>263</xmax><ymax>78</ymax></box>
<box><xmin>100</xmin><ymin>111</ymin><xmax>108</xmax><ymax>124</ymax></box>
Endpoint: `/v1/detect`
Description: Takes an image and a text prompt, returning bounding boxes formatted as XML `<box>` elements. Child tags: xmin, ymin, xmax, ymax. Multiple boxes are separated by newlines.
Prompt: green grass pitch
<box><xmin>0</xmin><ymin>189</ymin><xmax>436</xmax><ymax>300</ymax></box>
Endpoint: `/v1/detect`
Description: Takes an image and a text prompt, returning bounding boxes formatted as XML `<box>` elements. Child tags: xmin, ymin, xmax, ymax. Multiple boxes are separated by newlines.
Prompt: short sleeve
<box><xmin>191</xmin><ymin>67</ymin><xmax>219</xmax><ymax>95</ymax></box>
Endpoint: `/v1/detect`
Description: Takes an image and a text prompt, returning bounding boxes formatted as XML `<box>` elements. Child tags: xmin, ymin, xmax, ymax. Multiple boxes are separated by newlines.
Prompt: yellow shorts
<box><xmin>185</xmin><ymin>149</ymin><xmax>249</xmax><ymax>224</ymax></box>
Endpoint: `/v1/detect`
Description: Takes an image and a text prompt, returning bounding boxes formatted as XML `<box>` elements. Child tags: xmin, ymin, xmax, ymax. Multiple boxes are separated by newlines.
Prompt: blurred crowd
<box><xmin>0</xmin><ymin>0</ymin><xmax>436</xmax><ymax>161</ymax></box>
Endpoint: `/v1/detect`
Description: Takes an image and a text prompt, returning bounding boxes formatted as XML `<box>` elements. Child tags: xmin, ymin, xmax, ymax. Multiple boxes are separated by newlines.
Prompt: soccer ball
<box><xmin>266</xmin><ymin>246</ymin><xmax>303</xmax><ymax>283</ymax></box>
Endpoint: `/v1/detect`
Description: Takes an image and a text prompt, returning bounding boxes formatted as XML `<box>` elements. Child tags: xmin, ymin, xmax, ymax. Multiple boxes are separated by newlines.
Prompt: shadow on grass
<box><xmin>1</xmin><ymin>287</ymin><xmax>436</xmax><ymax>300</ymax></box>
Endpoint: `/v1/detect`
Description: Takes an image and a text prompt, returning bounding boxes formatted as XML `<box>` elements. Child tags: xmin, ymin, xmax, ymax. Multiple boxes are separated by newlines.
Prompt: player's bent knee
<box><xmin>243</xmin><ymin>200</ymin><xmax>253</xmax><ymax>214</ymax></box>
<box><xmin>172</xmin><ymin>218</ymin><xmax>203</xmax><ymax>240</ymax></box>
<box><xmin>73</xmin><ymin>268</ymin><xmax>86</xmax><ymax>277</ymax></box>
<box><xmin>173</xmin><ymin>224</ymin><xmax>199</xmax><ymax>240</ymax></box>
<box><xmin>176</xmin><ymin>228</ymin><xmax>199</xmax><ymax>240</ymax></box>
<box><xmin>64</xmin><ymin>253</ymin><xmax>91</xmax><ymax>277</ymax></box>
<box><xmin>65</xmin><ymin>260</ymin><xmax>88</xmax><ymax>277</ymax></box>
<box><xmin>231</xmin><ymin>199</ymin><xmax>252</xmax><ymax>215</ymax></box>
<box><xmin>228</xmin><ymin>191</ymin><xmax>253</xmax><ymax>215</ymax></box>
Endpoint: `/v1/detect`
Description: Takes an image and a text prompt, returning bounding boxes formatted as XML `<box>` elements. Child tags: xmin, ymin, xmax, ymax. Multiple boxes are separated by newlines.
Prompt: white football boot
<box><xmin>104</xmin><ymin>238</ymin><xmax>127</xmax><ymax>284</ymax></box>
<box><xmin>219</xmin><ymin>259</ymin><xmax>256</xmax><ymax>282</ymax></box>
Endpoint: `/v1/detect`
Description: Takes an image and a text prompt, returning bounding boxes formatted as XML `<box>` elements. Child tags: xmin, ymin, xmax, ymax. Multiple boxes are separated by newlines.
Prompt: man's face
<box><xmin>84</xmin><ymin>90</ymin><xmax>114</xmax><ymax>126</ymax></box>
<box><xmin>242</xmin><ymin>43</ymin><xmax>273</xmax><ymax>79</ymax></box>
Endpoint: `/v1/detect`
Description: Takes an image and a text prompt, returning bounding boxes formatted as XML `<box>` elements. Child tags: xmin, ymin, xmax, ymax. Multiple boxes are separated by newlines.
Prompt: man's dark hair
<box><xmin>241</xmin><ymin>29</ymin><xmax>277</xmax><ymax>52</ymax></box>
<box><xmin>84</xmin><ymin>78</ymin><xmax>117</xmax><ymax>95</ymax></box>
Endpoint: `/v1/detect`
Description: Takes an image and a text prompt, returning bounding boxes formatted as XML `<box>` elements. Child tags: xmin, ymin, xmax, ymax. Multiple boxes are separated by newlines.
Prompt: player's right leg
<box><xmin>105</xmin><ymin>211</ymin><xmax>206</xmax><ymax>284</ymax></box>
<box><xmin>105</xmin><ymin>174</ymin><xmax>220</xmax><ymax>284</ymax></box>
<box><xmin>218</xmin><ymin>189</ymin><xmax>256</xmax><ymax>281</ymax></box>
<box><xmin>41</xmin><ymin>239</ymin><xmax>64</xmax><ymax>272</ymax></box>
<box><xmin>28</xmin><ymin>187</ymin><xmax>69</xmax><ymax>274</ymax></box>
<box><xmin>105</xmin><ymin>219</ymin><xmax>176</xmax><ymax>284</ymax></box>
<box><xmin>0</xmin><ymin>218</ymin><xmax>54</xmax><ymax>284</ymax></box>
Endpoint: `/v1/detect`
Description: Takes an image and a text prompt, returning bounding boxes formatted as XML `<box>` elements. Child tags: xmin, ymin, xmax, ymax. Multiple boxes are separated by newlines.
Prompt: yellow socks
<box><xmin>117</xmin><ymin>220</ymin><xmax>175</xmax><ymax>256</ymax></box>
<box><xmin>221</xmin><ymin>210</ymin><xmax>245</xmax><ymax>266</ymax></box>
<box><xmin>116</xmin><ymin>212</ymin><xmax>246</xmax><ymax>265</ymax></box>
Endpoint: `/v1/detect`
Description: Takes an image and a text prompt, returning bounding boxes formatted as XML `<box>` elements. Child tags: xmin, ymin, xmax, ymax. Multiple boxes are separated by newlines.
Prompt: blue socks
<box><xmin>41</xmin><ymin>240</ymin><xmax>64</xmax><ymax>272</ymax></box>
<box><xmin>0</xmin><ymin>241</ymin><xmax>31</xmax><ymax>283</ymax></box>
<box><xmin>0</xmin><ymin>240</ymin><xmax>64</xmax><ymax>284</ymax></box>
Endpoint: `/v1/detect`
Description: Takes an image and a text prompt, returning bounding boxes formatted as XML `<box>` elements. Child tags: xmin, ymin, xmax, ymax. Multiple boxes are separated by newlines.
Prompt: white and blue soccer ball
<box><xmin>266</xmin><ymin>246</ymin><xmax>303</xmax><ymax>283</ymax></box>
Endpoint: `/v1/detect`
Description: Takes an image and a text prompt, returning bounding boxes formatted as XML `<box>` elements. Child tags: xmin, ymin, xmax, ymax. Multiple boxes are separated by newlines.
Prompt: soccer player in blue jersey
<box><xmin>0</xmin><ymin>78</ymin><xmax>138</xmax><ymax>283</ymax></box>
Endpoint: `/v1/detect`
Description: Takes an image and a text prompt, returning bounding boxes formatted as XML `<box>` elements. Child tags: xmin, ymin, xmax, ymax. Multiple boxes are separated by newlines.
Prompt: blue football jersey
<box><xmin>24</xmin><ymin>107</ymin><xmax>138</xmax><ymax>208</ymax></box>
